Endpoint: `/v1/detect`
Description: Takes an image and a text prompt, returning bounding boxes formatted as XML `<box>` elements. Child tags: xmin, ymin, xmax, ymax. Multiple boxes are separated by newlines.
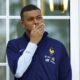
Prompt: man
<box><xmin>6</xmin><ymin>4</ymin><xmax>72</xmax><ymax>80</ymax></box>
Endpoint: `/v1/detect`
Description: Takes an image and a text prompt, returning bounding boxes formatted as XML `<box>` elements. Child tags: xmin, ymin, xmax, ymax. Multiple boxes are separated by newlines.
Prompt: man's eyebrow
<box><xmin>26</xmin><ymin>14</ymin><xmax>42</xmax><ymax>19</ymax></box>
<box><xmin>28</xmin><ymin>15</ymin><xmax>42</xmax><ymax>18</ymax></box>
<box><xmin>35</xmin><ymin>15</ymin><xmax>42</xmax><ymax>18</ymax></box>
<box><xmin>36</xmin><ymin>14</ymin><xmax>42</xmax><ymax>17</ymax></box>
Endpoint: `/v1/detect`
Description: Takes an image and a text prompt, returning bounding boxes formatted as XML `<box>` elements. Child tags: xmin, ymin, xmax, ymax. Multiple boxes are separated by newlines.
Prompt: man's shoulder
<box><xmin>47</xmin><ymin>36</ymin><xmax>62</xmax><ymax>44</ymax></box>
<box><xmin>9</xmin><ymin>37</ymin><xmax>23</xmax><ymax>43</ymax></box>
<box><xmin>47</xmin><ymin>36</ymin><xmax>65</xmax><ymax>49</ymax></box>
<box><xmin>7</xmin><ymin>35</ymin><xmax>25</xmax><ymax>47</ymax></box>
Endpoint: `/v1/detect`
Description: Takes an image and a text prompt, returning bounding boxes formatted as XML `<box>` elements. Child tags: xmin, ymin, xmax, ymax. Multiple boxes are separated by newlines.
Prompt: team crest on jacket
<box><xmin>49</xmin><ymin>48</ymin><xmax>54</xmax><ymax>55</ymax></box>
<box><xmin>44</xmin><ymin>47</ymin><xmax>55</xmax><ymax>64</ymax></box>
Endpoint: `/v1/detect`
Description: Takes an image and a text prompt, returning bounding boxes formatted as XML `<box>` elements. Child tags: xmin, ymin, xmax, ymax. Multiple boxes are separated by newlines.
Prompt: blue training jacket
<box><xmin>6</xmin><ymin>32</ymin><xmax>72</xmax><ymax>80</ymax></box>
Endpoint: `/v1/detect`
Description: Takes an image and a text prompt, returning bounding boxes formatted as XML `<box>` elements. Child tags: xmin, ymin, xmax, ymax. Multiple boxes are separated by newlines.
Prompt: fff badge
<box><xmin>45</xmin><ymin>47</ymin><xmax>56</xmax><ymax>64</ymax></box>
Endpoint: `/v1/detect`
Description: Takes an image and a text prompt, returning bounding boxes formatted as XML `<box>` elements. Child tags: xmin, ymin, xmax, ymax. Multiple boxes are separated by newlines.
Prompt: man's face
<box><xmin>21</xmin><ymin>10</ymin><xmax>44</xmax><ymax>32</ymax></box>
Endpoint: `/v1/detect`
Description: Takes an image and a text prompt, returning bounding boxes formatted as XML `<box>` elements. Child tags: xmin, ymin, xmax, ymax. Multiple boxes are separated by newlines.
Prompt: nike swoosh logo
<box><xmin>19</xmin><ymin>49</ymin><xmax>24</xmax><ymax>52</ymax></box>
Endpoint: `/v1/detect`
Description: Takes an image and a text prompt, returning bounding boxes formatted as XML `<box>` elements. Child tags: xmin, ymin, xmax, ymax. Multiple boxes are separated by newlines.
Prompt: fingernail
<box><xmin>41</xmin><ymin>23</ymin><xmax>45</xmax><ymax>27</ymax></box>
<box><xmin>33</xmin><ymin>25</ymin><xmax>36</xmax><ymax>28</ymax></box>
<box><xmin>42</xmin><ymin>23</ymin><xmax>45</xmax><ymax>25</ymax></box>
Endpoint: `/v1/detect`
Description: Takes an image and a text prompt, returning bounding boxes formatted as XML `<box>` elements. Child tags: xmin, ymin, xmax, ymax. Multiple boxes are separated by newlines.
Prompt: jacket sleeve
<box><xmin>6</xmin><ymin>40</ymin><xmax>37</xmax><ymax>78</ymax></box>
<box><xmin>59</xmin><ymin>45</ymin><xmax>72</xmax><ymax>80</ymax></box>
<box><xmin>6</xmin><ymin>41</ymin><xmax>20</xmax><ymax>75</ymax></box>
<box><xmin>15</xmin><ymin>42</ymin><xmax>37</xmax><ymax>78</ymax></box>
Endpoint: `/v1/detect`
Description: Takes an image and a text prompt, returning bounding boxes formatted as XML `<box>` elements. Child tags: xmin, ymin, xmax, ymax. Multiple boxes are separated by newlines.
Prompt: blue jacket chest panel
<box><xmin>7</xmin><ymin>32</ymin><xmax>71</xmax><ymax>80</ymax></box>
<box><xmin>17</xmin><ymin>39</ymin><xmax>61</xmax><ymax>80</ymax></box>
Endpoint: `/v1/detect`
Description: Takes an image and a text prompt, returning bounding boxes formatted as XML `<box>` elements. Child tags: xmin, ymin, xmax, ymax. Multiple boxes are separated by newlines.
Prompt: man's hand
<box><xmin>30</xmin><ymin>23</ymin><xmax>45</xmax><ymax>44</ymax></box>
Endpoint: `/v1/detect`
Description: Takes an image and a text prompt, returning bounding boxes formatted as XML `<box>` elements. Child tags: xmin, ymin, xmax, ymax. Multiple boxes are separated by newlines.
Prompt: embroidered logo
<box><xmin>19</xmin><ymin>49</ymin><xmax>24</xmax><ymax>52</ymax></box>
<box><xmin>45</xmin><ymin>56</ymin><xmax>55</xmax><ymax>64</ymax></box>
<box><xmin>44</xmin><ymin>47</ymin><xmax>56</xmax><ymax>64</ymax></box>
<box><xmin>49</xmin><ymin>48</ymin><xmax>54</xmax><ymax>55</ymax></box>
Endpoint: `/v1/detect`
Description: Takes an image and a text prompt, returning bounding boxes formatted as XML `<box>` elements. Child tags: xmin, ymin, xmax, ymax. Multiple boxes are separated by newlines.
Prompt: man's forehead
<box><xmin>23</xmin><ymin>10</ymin><xmax>42</xmax><ymax>17</ymax></box>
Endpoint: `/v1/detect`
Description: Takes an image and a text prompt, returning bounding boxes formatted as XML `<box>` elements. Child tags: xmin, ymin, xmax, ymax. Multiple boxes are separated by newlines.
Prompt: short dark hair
<box><xmin>20</xmin><ymin>4</ymin><xmax>40</xmax><ymax>20</ymax></box>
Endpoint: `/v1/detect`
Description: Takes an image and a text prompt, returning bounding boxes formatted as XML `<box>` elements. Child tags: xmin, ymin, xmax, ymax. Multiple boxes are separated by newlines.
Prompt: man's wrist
<box><xmin>29</xmin><ymin>41</ymin><xmax>38</xmax><ymax>46</ymax></box>
<box><xmin>30</xmin><ymin>40</ymin><xmax>38</xmax><ymax>45</ymax></box>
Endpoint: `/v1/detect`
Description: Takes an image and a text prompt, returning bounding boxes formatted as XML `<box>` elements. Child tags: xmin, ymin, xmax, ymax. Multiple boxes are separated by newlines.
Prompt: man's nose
<box><xmin>33</xmin><ymin>19</ymin><xmax>38</xmax><ymax>24</ymax></box>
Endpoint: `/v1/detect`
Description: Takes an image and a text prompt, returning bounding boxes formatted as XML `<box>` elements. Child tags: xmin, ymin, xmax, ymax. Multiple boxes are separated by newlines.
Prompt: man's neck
<box><xmin>26</xmin><ymin>31</ymin><xmax>30</xmax><ymax>38</ymax></box>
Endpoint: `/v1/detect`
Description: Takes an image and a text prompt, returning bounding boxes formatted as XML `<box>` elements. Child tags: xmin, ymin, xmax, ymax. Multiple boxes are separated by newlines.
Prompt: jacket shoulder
<box><xmin>8</xmin><ymin>36</ymin><xmax>25</xmax><ymax>45</ymax></box>
<box><xmin>47</xmin><ymin>37</ymin><xmax>64</xmax><ymax>47</ymax></box>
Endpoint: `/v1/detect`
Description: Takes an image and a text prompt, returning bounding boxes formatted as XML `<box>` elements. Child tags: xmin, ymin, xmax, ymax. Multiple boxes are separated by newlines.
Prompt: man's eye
<box><xmin>37</xmin><ymin>17</ymin><xmax>42</xmax><ymax>20</ymax></box>
<box><xmin>27</xmin><ymin>18</ymin><xmax>33</xmax><ymax>21</ymax></box>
